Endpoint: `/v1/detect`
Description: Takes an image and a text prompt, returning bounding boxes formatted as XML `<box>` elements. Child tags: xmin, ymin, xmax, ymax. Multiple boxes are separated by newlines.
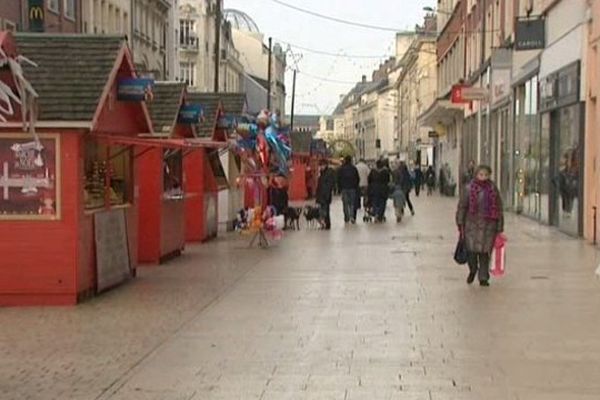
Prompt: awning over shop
<box><xmin>418</xmin><ymin>99</ymin><xmax>465</xmax><ymax>130</ymax></box>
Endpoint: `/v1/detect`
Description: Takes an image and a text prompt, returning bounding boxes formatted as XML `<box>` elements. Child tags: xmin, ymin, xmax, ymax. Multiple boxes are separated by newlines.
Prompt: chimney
<box><xmin>361</xmin><ymin>75</ymin><xmax>367</xmax><ymax>83</ymax></box>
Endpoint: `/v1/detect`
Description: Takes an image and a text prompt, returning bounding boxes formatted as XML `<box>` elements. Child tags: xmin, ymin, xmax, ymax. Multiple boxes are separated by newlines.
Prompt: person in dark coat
<box><xmin>413</xmin><ymin>164</ymin><xmax>424</xmax><ymax>197</ymax></box>
<box><xmin>368</xmin><ymin>159</ymin><xmax>391</xmax><ymax>222</ymax></box>
<box><xmin>316</xmin><ymin>161</ymin><xmax>336</xmax><ymax>230</ymax></box>
<box><xmin>337</xmin><ymin>155</ymin><xmax>360</xmax><ymax>224</ymax></box>
<box><xmin>393</xmin><ymin>161</ymin><xmax>415</xmax><ymax>216</ymax></box>
<box><xmin>425</xmin><ymin>166</ymin><xmax>436</xmax><ymax>196</ymax></box>
<box><xmin>456</xmin><ymin>165</ymin><xmax>504</xmax><ymax>287</ymax></box>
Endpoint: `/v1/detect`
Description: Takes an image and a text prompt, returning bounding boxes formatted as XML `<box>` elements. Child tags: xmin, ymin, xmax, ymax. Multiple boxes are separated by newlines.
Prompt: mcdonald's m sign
<box><xmin>28</xmin><ymin>0</ymin><xmax>45</xmax><ymax>32</ymax></box>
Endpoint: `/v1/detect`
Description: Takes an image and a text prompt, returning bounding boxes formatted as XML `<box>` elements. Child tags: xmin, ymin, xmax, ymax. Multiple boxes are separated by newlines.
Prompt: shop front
<box><xmin>0</xmin><ymin>33</ymin><xmax>155</xmax><ymax>305</ymax></box>
<box><xmin>539</xmin><ymin>62</ymin><xmax>584</xmax><ymax>236</ymax></box>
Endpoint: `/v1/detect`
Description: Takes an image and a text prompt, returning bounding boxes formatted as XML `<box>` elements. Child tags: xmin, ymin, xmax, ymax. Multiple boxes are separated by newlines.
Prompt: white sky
<box><xmin>225</xmin><ymin>0</ymin><xmax>436</xmax><ymax>115</ymax></box>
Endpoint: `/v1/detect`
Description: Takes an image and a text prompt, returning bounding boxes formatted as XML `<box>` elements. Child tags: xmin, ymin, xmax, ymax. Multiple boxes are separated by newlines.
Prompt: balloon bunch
<box><xmin>231</xmin><ymin>109</ymin><xmax>291</xmax><ymax>176</ymax></box>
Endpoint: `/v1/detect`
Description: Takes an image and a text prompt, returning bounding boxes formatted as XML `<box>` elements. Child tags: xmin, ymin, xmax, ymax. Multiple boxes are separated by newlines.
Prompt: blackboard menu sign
<box><xmin>94</xmin><ymin>209</ymin><xmax>131</xmax><ymax>292</ymax></box>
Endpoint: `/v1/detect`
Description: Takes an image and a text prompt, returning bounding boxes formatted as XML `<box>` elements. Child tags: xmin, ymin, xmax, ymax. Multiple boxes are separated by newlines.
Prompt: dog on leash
<box><xmin>304</xmin><ymin>205</ymin><xmax>321</xmax><ymax>229</ymax></box>
<box><xmin>284</xmin><ymin>207</ymin><xmax>302</xmax><ymax>230</ymax></box>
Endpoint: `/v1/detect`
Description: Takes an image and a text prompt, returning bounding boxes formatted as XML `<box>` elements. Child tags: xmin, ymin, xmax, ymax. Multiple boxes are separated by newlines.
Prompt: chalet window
<box><xmin>84</xmin><ymin>140</ymin><xmax>133</xmax><ymax>210</ymax></box>
<box><xmin>163</xmin><ymin>150</ymin><xmax>183</xmax><ymax>199</ymax></box>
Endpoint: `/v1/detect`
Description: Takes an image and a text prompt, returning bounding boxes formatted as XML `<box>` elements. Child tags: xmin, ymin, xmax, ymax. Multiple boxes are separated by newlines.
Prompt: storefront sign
<box><xmin>177</xmin><ymin>104</ymin><xmax>204</xmax><ymax>124</ymax></box>
<box><xmin>515</xmin><ymin>17</ymin><xmax>545</xmax><ymax>51</ymax></box>
<box><xmin>28</xmin><ymin>0</ymin><xmax>45</xmax><ymax>32</ymax></box>
<box><xmin>217</xmin><ymin>114</ymin><xmax>239</xmax><ymax>129</ymax></box>
<box><xmin>0</xmin><ymin>134</ymin><xmax>60</xmax><ymax>220</ymax></box>
<box><xmin>451</xmin><ymin>85</ymin><xmax>488</xmax><ymax>103</ymax></box>
<box><xmin>94</xmin><ymin>209</ymin><xmax>131</xmax><ymax>292</ymax></box>
<box><xmin>117</xmin><ymin>78</ymin><xmax>154</xmax><ymax>102</ymax></box>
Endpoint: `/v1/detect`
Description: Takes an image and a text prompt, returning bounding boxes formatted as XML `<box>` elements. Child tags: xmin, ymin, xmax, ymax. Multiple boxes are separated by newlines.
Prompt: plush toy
<box><xmin>38</xmin><ymin>195</ymin><xmax>55</xmax><ymax>215</ymax></box>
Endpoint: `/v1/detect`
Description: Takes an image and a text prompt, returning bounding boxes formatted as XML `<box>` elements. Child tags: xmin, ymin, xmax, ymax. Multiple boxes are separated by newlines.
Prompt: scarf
<box><xmin>468</xmin><ymin>179</ymin><xmax>499</xmax><ymax>220</ymax></box>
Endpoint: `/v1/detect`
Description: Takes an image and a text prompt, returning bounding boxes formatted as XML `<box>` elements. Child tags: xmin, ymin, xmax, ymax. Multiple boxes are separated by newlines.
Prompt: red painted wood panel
<box><xmin>137</xmin><ymin>148</ymin><xmax>161</xmax><ymax>264</ymax></box>
<box><xmin>184</xmin><ymin>150</ymin><xmax>205</xmax><ymax>242</ymax></box>
<box><xmin>0</xmin><ymin>131</ymin><xmax>80</xmax><ymax>306</ymax></box>
<box><xmin>160</xmin><ymin>199</ymin><xmax>185</xmax><ymax>256</ymax></box>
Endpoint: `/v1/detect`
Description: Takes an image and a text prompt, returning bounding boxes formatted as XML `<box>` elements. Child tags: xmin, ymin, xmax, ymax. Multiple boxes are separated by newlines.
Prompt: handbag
<box><xmin>490</xmin><ymin>233</ymin><xmax>507</xmax><ymax>277</ymax></box>
<box><xmin>454</xmin><ymin>235</ymin><xmax>468</xmax><ymax>265</ymax></box>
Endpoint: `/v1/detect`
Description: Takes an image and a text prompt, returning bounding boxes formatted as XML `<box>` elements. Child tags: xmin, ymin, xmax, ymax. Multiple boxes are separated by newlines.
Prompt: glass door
<box><xmin>552</xmin><ymin>105</ymin><xmax>582</xmax><ymax>236</ymax></box>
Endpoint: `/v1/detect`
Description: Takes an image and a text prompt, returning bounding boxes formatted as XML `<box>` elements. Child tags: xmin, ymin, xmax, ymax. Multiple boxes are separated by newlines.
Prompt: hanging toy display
<box><xmin>229</xmin><ymin>109</ymin><xmax>293</xmax><ymax>248</ymax></box>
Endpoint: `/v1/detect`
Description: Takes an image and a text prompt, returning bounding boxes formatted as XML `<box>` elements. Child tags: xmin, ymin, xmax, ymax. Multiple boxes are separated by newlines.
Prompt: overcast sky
<box><xmin>225</xmin><ymin>0</ymin><xmax>435</xmax><ymax>116</ymax></box>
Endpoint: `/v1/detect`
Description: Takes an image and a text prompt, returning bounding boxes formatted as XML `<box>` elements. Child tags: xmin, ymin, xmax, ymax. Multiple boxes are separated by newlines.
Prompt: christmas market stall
<box><xmin>187</xmin><ymin>92</ymin><xmax>247</xmax><ymax>234</ymax></box>
<box><xmin>137</xmin><ymin>81</ymin><xmax>188</xmax><ymax>264</ymax></box>
<box><xmin>0</xmin><ymin>33</ymin><xmax>155</xmax><ymax>306</ymax></box>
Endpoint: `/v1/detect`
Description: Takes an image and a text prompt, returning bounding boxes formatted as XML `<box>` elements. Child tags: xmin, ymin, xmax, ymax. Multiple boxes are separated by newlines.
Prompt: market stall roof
<box><xmin>186</xmin><ymin>92</ymin><xmax>247</xmax><ymax>137</ymax></box>
<box><xmin>146</xmin><ymin>81</ymin><xmax>186</xmax><ymax>135</ymax></box>
<box><xmin>14</xmin><ymin>34</ymin><xmax>126</xmax><ymax>122</ymax></box>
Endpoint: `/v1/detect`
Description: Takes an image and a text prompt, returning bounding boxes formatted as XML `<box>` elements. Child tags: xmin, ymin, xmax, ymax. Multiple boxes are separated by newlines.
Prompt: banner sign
<box><xmin>28</xmin><ymin>0</ymin><xmax>45</xmax><ymax>32</ymax></box>
<box><xmin>451</xmin><ymin>85</ymin><xmax>488</xmax><ymax>103</ymax></box>
<box><xmin>117</xmin><ymin>78</ymin><xmax>154</xmax><ymax>102</ymax></box>
<box><xmin>515</xmin><ymin>17</ymin><xmax>545</xmax><ymax>51</ymax></box>
<box><xmin>217</xmin><ymin>114</ymin><xmax>239</xmax><ymax>129</ymax></box>
<box><xmin>0</xmin><ymin>134</ymin><xmax>60</xmax><ymax>220</ymax></box>
<box><xmin>178</xmin><ymin>104</ymin><xmax>204</xmax><ymax>124</ymax></box>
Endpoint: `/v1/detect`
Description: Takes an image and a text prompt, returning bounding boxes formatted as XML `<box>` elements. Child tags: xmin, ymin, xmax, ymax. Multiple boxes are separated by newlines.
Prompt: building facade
<box><xmin>179</xmin><ymin>1</ymin><xmax>243</xmax><ymax>93</ymax></box>
<box><xmin>0</xmin><ymin>0</ymin><xmax>81</xmax><ymax>32</ymax></box>
<box><xmin>586</xmin><ymin>0</ymin><xmax>600</xmax><ymax>244</ymax></box>
<box><xmin>396</xmin><ymin>15</ymin><xmax>437</xmax><ymax>165</ymax></box>
<box><xmin>130</xmin><ymin>0</ymin><xmax>177</xmax><ymax>79</ymax></box>
<box><xmin>82</xmin><ymin>0</ymin><xmax>130</xmax><ymax>36</ymax></box>
<box><xmin>226</xmin><ymin>9</ymin><xmax>286</xmax><ymax>114</ymax></box>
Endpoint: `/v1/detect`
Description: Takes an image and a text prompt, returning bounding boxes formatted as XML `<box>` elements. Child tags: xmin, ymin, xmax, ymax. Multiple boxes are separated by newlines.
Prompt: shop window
<box><xmin>208</xmin><ymin>149</ymin><xmax>229</xmax><ymax>190</ymax></box>
<box><xmin>163</xmin><ymin>149</ymin><xmax>183</xmax><ymax>199</ymax></box>
<box><xmin>0</xmin><ymin>134</ymin><xmax>61</xmax><ymax>220</ymax></box>
<box><xmin>84</xmin><ymin>140</ymin><xmax>133</xmax><ymax>210</ymax></box>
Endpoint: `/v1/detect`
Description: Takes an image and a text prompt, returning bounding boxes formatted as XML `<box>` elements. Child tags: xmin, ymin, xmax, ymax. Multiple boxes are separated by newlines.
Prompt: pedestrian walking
<box><xmin>367</xmin><ymin>160</ymin><xmax>391</xmax><ymax>222</ymax></box>
<box><xmin>461</xmin><ymin>160</ymin><xmax>476</xmax><ymax>188</ymax></box>
<box><xmin>356</xmin><ymin>158</ymin><xmax>370</xmax><ymax>209</ymax></box>
<box><xmin>316</xmin><ymin>160</ymin><xmax>335</xmax><ymax>230</ymax></box>
<box><xmin>393</xmin><ymin>161</ymin><xmax>415</xmax><ymax>216</ymax></box>
<box><xmin>425</xmin><ymin>166</ymin><xmax>436</xmax><ymax>196</ymax></box>
<box><xmin>456</xmin><ymin>165</ymin><xmax>504</xmax><ymax>287</ymax></box>
<box><xmin>413</xmin><ymin>164</ymin><xmax>424</xmax><ymax>197</ymax></box>
<box><xmin>338</xmin><ymin>155</ymin><xmax>360</xmax><ymax>224</ymax></box>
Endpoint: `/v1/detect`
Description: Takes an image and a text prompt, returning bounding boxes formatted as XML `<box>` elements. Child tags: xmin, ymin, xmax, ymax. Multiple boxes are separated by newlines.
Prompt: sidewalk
<box><xmin>1</xmin><ymin>195</ymin><xmax>600</xmax><ymax>400</ymax></box>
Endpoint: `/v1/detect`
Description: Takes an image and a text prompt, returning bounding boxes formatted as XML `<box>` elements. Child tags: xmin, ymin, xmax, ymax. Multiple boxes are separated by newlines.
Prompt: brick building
<box><xmin>0</xmin><ymin>0</ymin><xmax>81</xmax><ymax>33</ymax></box>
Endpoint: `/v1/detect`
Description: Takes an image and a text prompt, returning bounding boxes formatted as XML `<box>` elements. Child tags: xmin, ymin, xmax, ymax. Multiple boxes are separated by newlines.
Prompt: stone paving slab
<box><xmin>2</xmin><ymin>196</ymin><xmax>600</xmax><ymax>400</ymax></box>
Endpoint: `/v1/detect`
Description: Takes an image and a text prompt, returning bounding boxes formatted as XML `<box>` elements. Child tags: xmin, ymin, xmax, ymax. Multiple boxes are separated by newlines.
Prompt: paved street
<box><xmin>2</xmin><ymin>196</ymin><xmax>600</xmax><ymax>400</ymax></box>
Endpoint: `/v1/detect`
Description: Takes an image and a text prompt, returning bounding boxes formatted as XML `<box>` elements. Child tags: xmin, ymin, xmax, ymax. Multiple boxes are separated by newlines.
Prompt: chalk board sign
<box><xmin>94</xmin><ymin>209</ymin><xmax>131</xmax><ymax>292</ymax></box>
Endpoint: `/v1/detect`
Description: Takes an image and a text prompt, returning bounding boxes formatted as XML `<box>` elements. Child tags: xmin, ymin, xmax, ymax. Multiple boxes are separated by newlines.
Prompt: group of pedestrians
<box><xmin>316</xmin><ymin>156</ymin><xmax>426</xmax><ymax>226</ymax></box>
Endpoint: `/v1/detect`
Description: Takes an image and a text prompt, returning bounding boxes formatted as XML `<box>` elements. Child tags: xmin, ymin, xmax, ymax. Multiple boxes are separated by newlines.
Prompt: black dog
<box><xmin>304</xmin><ymin>206</ymin><xmax>321</xmax><ymax>229</ymax></box>
<box><xmin>284</xmin><ymin>207</ymin><xmax>302</xmax><ymax>230</ymax></box>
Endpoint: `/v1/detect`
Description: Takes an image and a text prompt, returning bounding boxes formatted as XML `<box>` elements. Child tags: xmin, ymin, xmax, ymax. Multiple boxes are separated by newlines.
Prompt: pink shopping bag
<box><xmin>491</xmin><ymin>233</ymin><xmax>507</xmax><ymax>277</ymax></box>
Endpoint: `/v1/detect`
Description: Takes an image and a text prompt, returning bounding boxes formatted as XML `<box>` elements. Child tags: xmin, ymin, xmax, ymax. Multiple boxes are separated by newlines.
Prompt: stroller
<box><xmin>391</xmin><ymin>186</ymin><xmax>406</xmax><ymax>223</ymax></box>
<box><xmin>362</xmin><ymin>194</ymin><xmax>376</xmax><ymax>223</ymax></box>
